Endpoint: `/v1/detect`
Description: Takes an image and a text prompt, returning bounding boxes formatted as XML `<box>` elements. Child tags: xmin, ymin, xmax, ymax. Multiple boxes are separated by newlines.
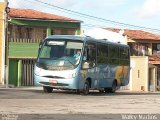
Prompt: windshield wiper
<box><xmin>59</xmin><ymin>57</ymin><xmax>75</xmax><ymax>67</ymax></box>
<box><xmin>64</xmin><ymin>57</ymin><xmax>76</xmax><ymax>67</ymax></box>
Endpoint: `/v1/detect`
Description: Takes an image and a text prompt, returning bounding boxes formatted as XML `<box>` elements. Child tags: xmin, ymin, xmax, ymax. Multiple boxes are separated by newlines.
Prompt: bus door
<box><xmin>82</xmin><ymin>42</ymin><xmax>98</xmax><ymax>88</ymax></box>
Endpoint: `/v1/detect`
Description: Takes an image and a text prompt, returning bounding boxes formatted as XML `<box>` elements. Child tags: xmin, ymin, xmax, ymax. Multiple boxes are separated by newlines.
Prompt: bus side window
<box><xmin>82</xmin><ymin>49</ymin><xmax>87</xmax><ymax>61</ymax></box>
<box><xmin>85</xmin><ymin>42</ymin><xmax>96</xmax><ymax>68</ymax></box>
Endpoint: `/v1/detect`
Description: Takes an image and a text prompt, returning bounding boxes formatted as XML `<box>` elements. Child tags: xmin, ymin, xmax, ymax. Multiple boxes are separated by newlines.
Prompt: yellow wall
<box><xmin>130</xmin><ymin>56</ymin><xmax>149</xmax><ymax>91</ymax></box>
<box><xmin>0</xmin><ymin>2</ymin><xmax>5</xmax><ymax>84</ymax></box>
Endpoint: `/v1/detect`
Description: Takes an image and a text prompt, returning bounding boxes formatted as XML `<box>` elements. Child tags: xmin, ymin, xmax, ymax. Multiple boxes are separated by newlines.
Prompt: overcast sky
<box><xmin>8</xmin><ymin>0</ymin><xmax>160</xmax><ymax>33</ymax></box>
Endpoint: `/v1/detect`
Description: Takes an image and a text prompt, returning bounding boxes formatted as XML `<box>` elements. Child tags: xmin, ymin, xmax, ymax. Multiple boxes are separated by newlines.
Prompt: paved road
<box><xmin>0</xmin><ymin>87</ymin><xmax>160</xmax><ymax>120</ymax></box>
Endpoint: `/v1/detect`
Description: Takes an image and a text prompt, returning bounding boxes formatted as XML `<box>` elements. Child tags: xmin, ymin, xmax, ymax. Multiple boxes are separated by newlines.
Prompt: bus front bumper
<box><xmin>34</xmin><ymin>74</ymin><xmax>78</xmax><ymax>90</ymax></box>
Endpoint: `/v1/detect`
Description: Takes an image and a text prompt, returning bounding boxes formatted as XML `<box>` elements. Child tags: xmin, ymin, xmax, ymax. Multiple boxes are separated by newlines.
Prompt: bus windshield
<box><xmin>37</xmin><ymin>39</ymin><xmax>83</xmax><ymax>70</ymax></box>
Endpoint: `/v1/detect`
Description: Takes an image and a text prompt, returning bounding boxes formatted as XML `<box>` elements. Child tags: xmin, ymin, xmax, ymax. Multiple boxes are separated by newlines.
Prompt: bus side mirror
<box><xmin>83</xmin><ymin>56</ymin><xmax>86</xmax><ymax>61</ymax></box>
<box><xmin>82</xmin><ymin>62</ymin><xmax>89</xmax><ymax>69</ymax></box>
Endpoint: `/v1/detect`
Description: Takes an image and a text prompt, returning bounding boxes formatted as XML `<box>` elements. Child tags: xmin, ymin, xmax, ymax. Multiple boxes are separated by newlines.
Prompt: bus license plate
<box><xmin>49</xmin><ymin>80</ymin><xmax>57</xmax><ymax>85</ymax></box>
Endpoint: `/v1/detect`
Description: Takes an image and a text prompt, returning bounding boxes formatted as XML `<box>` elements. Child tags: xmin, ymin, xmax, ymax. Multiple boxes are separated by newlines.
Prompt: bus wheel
<box><xmin>76</xmin><ymin>89</ymin><xmax>80</xmax><ymax>94</ymax></box>
<box><xmin>83</xmin><ymin>81</ymin><xmax>89</xmax><ymax>95</ymax></box>
<box><xmin>111</xmin><ymin>81</ymin><xmax>117</xmax><ymax>93</ymax></box>
<box><xmin>43</xmin><ymin>86</ymin><xmax>53</xmax><ymax>93</ymax></box>
<box><xmin>99</xmin><ymin>89</ymin><xmax>104</xmax><ymax>93</ymax></box>
<box><xmin>104</xmin><ymin>88</ymin><xmax>110</xmax><ymax>93</ymax></box>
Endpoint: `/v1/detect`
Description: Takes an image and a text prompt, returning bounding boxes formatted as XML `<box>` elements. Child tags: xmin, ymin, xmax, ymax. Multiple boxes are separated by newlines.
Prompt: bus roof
<box><xmin>46</xmin><ymin>35</ymin><xmax>129</xmax><ymax>47</ymax></box>
<box><xmin>47</xmin><ymin>35</ymin><xmax>85</xmax><ymax>40</ymax></box>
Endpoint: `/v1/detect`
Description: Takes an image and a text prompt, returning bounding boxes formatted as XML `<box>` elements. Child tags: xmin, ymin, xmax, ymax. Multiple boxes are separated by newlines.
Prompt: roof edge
<box><xmin>9</xmin><ymin>17</ymin><xmax>82</xmax><ymax>23</ymax></box>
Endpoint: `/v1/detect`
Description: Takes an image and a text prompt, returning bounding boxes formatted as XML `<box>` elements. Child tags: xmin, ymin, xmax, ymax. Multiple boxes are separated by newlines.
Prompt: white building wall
<box><xmin>130</xmin><ymin>56</ymin><xmax>149</xmax><ymax>92</ymax></box>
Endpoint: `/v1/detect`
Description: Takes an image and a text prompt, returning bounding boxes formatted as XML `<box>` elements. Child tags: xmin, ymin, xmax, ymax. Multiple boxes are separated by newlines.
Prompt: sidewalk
<box><xmin>0</xmin><ymin>84</ymin><xmax>15</xmax><ymax>88</ymax></box>
<box><xmin>0</xmin><ymin>85</ymin><xmax>42</xmax><ymax>90</ymax></box>
<box><xmin>117</xmin><ymin>89</ymin><xmax>160</xmax><ymax>94</ymax></box>
<box><xmin>0</xmin><ymin>84</ymin><xmax>6</xmax><ymax>88</ymax></box>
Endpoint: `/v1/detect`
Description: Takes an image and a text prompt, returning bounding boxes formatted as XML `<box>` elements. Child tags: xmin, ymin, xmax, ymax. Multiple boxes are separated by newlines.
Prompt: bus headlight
<box><xmin>34</xmin><ymin>67</ymin><xmax>41</xmax><ymax>76</ymax></box>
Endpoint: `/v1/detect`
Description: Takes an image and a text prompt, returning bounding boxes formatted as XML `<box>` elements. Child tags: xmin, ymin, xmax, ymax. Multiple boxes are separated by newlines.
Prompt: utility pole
<box><xmin>4</xmin><ymin>0</ymin><xmax>10</xmax><ymax>87</ymax></box>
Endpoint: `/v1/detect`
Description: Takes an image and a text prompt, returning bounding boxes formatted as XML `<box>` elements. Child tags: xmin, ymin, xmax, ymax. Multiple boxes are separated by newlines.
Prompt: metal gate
<box><xmin>21</xmin><ymin>59</ymin><xmax>36</xmax><ymax>86</ymax></box>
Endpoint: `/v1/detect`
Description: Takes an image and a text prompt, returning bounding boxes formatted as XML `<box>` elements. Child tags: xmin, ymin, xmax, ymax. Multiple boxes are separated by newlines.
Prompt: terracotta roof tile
<box><xmin>105</xmin><ymin>28</ymin><xmax>160</xmax><ymax>40</ymax></box>
<box><xmin>9</xmin><ymin>8</ymin><xmax>80</xmax><ymax>22</ymax></box>
<box><xmin>149</xmin><ymin>55</ymin><xmax>160</xmax><ymax>64</ymax></box>
<box><xmin>149</xmin><ymin>55</ymin><xmax>160</xmax><ymax>61</ymax></box>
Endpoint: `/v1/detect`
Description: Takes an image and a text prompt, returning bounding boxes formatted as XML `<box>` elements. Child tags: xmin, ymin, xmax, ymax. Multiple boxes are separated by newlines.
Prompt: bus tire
<box><xmin>43</xmin><ymin>86</ymin><xmax>53</xmax><ymax>93</ymax></box>
<box><xmin>83</xmin><ymin>81</ymin><xmax>89</xmax><ymax>95</ymax></box>
<box><xmin>99</xmin><ymin>89</ymin><xmax>105</xmax><ymax>93</ymax></box>
<box><xmin>76</xmin><ymin>89</ymin><xmax>80</xmax><ymax>94</ymax></box>
<box><xmin>111</xmin><ymin>81</ymin><xmax>117</xmax><ymax>93</ymax></box>
<box><xmin>104</xmin><ymin>88</ymin><xmax>111</xmax><ymax>93</ymax></box>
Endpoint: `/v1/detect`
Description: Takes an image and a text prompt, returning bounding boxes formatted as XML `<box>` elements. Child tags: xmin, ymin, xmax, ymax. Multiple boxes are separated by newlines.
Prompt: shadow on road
<box><xmin>0</xmin><ymin>88</ymin><xmax>159</xmax><ymax>99</ymax></box>
<box><xmin>21</xmin><ymin>88</ymin><xmax>160</xmax><ymax>96</ymax></box>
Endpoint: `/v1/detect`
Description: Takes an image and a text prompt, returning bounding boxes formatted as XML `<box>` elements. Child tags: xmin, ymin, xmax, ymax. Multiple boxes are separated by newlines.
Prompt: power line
<box><xmin>9</xmin><ymin>0</ymin><xmax>160</xmax><ymax>33</ymax></box>
<box><xmin>22</xmin><ymin>0</ymin><xmax>85</xmax><ymax>18</ymax></box>
<box><xmin>31</xmin><ymin>0</ymin><xmax>160</xmax><ymax>33</ymax></box>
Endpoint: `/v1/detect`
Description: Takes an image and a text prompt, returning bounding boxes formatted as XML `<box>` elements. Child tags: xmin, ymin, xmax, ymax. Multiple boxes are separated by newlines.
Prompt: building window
<box><xmin>129</xmin><ymin>43</ymin><xmax>150</xmax><ymax>56</ymax></box>
<box><xmin>52</xmin><ymin>28</ymin><xmax>76</xmax><ymax>35</ymax></box>
<box><xmin>10</xmin><ymin>25</ymin><xmax>46</xmax><ymax>43</ymax></box>
<box><xmin>43</xmin><ymin>29</ymin><xmax>47</xmax><ymax>39</ymax></box>
<box><xmin>152</xmin><ymin>43</ymin><xmax>160</xmax><ymax>55</ymax></box>
<box><xmin>27</xmin><ymin>28</ymin><xmax>33</xmax><ymax>39</ymax></box>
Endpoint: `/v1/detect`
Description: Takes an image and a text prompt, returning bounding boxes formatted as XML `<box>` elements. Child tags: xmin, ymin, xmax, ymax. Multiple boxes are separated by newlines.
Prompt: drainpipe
<box><xmin>17</xmin><ymin>60</ymin><xmax>22</xmax><ymax>87</ymax></box>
